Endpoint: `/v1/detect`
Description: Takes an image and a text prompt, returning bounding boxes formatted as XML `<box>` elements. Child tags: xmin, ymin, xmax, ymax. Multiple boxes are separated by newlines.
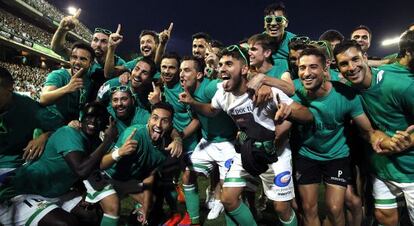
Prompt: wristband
<box><xmin>111</xmin><ymin>148</ymin><xmax>121</xmax><ymax>161</ymax></box>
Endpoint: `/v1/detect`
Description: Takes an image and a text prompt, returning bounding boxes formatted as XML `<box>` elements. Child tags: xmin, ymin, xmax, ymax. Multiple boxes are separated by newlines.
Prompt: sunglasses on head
<box><xmin>110</xmin><ymin>85</ymin><xmax>130</xmax><ymax>94</ymax></box>
<box><xmin>264</xmin><ymin>15</ymin><xmax>286</xmax><ymax>24</ymax></box>
<box><xmin>94</xmin><ymin>28</ymin><xmax>112</xmax><ymax>35</ymax></box>
<box><xmin>226</xmin><ymin>45</ymin><xmax>249</xmax><ymax>65</ymax></box>
<box><xmin>309</xmin><ymin>40</ymin><xmax>332</xmax><ymax>59</ymax></box>
<box><xmin>290</xmin><ymin>36</ymin><xmax>310</xmax><ymax>44</ymax></box>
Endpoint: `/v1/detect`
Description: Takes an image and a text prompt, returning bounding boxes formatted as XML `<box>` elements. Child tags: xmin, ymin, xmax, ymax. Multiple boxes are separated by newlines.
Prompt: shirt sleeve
<box><xmin>210</xmin><ymin>85</ymin><xmax>224</xmax><ymax>110</ymax></box>
<box><xmin>349</xmin><ymin>94</ymin><xmax>365</xmax><ymax>119</ymax></box>
<box><xmin>44</xmin><ymin>70</ymin><xmax>64</xmax><ymax>87</ymax></box>
<box><xmin>54</xmin><ymin>127</ymin><xmax>85</xmax><ymax>156</ymax></box>
<box><xmin>204</xmin><ymin>79</ymin><xmax>219</xmax><ymax>100</ymax></box>
<box><xmin>272</xmin><ymin>87</ymin><xmax>293</xmax><ymax>105</ymax></box>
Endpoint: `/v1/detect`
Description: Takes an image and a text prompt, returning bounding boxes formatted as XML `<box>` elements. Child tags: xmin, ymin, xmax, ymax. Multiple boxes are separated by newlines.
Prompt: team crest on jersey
<box><xmin>274</xmin><ymin>171</ymin><xmax>291</xmax><ymax>187</ymax></box>
<box><xmin>224</xmin><ymin>158</ymin><xmax>233</xmax><ymax>169</ymax></box>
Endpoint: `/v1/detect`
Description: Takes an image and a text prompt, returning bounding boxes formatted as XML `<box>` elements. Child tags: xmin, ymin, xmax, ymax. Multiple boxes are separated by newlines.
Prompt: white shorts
<box><xmin>188</xmin><ymin>138</ymin><xmax>236</xmax><ymax>180</ymax></box>
<box><xmin>83</xmin><ymin>180</ymin><xmax>116</xmax><ymax>203</ymax></box>
<box><xmin>224</xmin><ymin>146</ymin><xmax>295</xmax><ymax>202</ymax></box>
<box><xmin>0</xmin><ymin>192</ymin><xmax>81</xmax><ymax>226</ymax></box>
<box><xmin>372</xmin><ymin>176</ymin><xmax>414</xmax><ymax>223</ymax></box>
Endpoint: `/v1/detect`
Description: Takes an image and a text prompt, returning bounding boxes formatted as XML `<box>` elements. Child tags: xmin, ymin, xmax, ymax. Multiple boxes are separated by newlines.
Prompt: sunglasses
<box><xmin>309</xmin><ymin>40</ymin><xmax>332</xmax><ymax>59</ymax></box>
<box><xmin>110</xmin><ymin>85</ymin><xmax>130</xmax><ymax>94</ymax></box>
<box><xmin>226</xmin><ymin>45</ymin><xmax>249</xmax><ymax>65</ymax></box>
<box><xmin>290</xmin><ymin>36</ymin><xmax>310</xmax><ymax>44</ymax></box>
<box><xmin>264</xmin><ymin>15</ymin><xmax>287</xmax><ymax>24</ymax></box>
<box><xmin>94</xmin><ymin>27</ymin><xmax>112</xmax><ymax>35</ymax></box>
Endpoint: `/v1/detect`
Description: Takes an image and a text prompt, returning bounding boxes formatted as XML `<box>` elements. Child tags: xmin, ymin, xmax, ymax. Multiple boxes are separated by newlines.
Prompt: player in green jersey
<box><xmin>0</xmin><ymin>102</ymin><xmax>118</xmax><ymax>226</ymax></box>
<box><xmin>40</xmin><ymin>42</ymin><xmax>95</xmax><ymax>123</ymax></box>
<box><xmin>334</xmin><ymin>40</ymin><xmax>414</xmax><ymax>226</ymax></box>
<box><xmin>0</xmin><ymin>67</ymin><xmax>63</xmax><ymax>174</ymax></box>
<box><xmin>294</xmin><ymin>48</ymin><xmax>397</xmax><ymax>226</ymax></box>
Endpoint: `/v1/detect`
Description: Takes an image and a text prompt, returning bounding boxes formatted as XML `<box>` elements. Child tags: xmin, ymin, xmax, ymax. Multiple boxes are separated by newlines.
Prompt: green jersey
<box><xmin>192</xmin><ymin>79</ymin><xmax>237</xmax><ymax>142</ymax></box>
<box><xmin>90</xmin><ymin>55</ymin><xmax>126</xmax><ymax>78</ymax></box>
<box><xmin>123</xmin><ymin>56</ymin><xmax>161</xmax><ymax>79</ymax></box>
<box><xmin>293</xmin><ymin>82</ymin><xmax>364</xmax><ymax>161</ymax></box>
<box><xmin>105</xmin><ymin>124</ymin><xmax>166</xmax><ymax>181</ymax></box>
<box><xmin>265</xmin><ymin>65</ymin><xmax>284</xmax><ymax>79</ymax></box>
<box><xmin>0</xmin><ymin>93</ymin><xmax>63</xmax><ymax>169</ymax></box>
<box><xmin>107</xmin><ymin>105</ymin><xmax>150</xmax><ymax>134</ymax></box>
<box><xmin>97</xmin><ymin>78</ymin><xmax>148</xmax><ymax>110</ymax></box>
<box><xmin>378</xmin><ymin>62</ymin><xmax>413</xmax><ymax>78</ymax></box>
<box><xmin>271</xmin><ymin>31</ymin><xmax>296</xmax><ymax>78</ymax></box>
<box><xmin>164</xmin><ymin>82</ymin><xmax>198</xmax><ymax>152</ymax></box>
<box><xmin>44</xmin><ymin>68</ymin><xmax>92</xmax><ymax>122</ymax></box>
<box><xmin>359</xmin><ymin>68</ymin><xmax>414</xmax><ymax>182</ymax></box>
<box><xmin>11</xmin><ymin>126</ymin><xmax>99</xmax><ymax>197</ymax></box>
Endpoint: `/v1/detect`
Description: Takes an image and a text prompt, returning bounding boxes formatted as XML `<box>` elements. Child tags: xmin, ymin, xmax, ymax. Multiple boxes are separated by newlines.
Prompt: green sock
<box><xmin>227</xmin><ymin>202</ymin><xmax>257</xmax><ymax>226</ymax></box>
<box><xmin>279</xmin><ymin>209</ymin><xmax>298</xmax><ymax>226</ymax></box>
<box><xmin>183</xmin><ymin>184</ymin><xmax>200</xmax><ymax>224</ymax></box>
<box><xmin>100</xmin><ymin>213</ymin><xmax>119</xmax><ymax>226</ymax></box>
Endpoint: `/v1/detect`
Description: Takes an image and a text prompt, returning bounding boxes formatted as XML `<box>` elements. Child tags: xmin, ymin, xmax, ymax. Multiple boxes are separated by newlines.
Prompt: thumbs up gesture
<box><xmin>178</xmin><ymin>87</ymin><xmax>194</xmax><ymax>105</ymax></box>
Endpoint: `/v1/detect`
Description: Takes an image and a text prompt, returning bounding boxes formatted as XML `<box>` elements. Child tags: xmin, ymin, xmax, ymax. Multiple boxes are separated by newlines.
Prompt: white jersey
<box><xmin>211</xmin><ymin>84</ymin><xmax>293</xmax><ymax>133</ymax></box>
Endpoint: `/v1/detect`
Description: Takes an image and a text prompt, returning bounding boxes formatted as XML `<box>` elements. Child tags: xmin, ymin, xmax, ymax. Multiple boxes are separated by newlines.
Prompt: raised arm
<box><xmin>51</xmin><ymin>9</ymin><xmax>81</xmax><ymax>58</ymax></box>
<box><xmin>178</xmin><ymin>89</ymin><xmax>220</xmax><ymax>117</ymax></box>
<box><xmin>154</xmin><ymin>23</ymin><xmax>173</xmax><ymax>65</ymax></box>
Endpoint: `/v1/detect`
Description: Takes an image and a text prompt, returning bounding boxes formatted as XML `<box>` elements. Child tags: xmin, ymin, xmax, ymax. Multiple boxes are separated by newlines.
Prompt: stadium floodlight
<box><xmin>382</xmin><ymin>36</ymin><xmax>400</xmax><ymax>46</ymax></box>
<box><xmin>67</xmin><ymin>6</ymin><xmax>77</xmax><ymax>16</ymax></box>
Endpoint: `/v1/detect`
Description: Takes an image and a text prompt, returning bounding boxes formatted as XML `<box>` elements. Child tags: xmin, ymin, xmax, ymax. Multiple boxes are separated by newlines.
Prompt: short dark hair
<box><xmin>151</xmin><ymin>102</ymin><xmax>175</xmax><ymax>120</ymax></box>
<box><xmin>139</xmin><ymin>57</ymin><xmax>157</xmax><ymax>78</ymax></box>
<box><xmin>220</xmin><ymin>45</ymin><xmax>250</xmax><ymax>66</ymax></box>
<box><xmin>0</xmin><ymin>66</ymin><xmax>14</xmax><ymax>88</ymax></box>
<box><xmin>264</xmin><ymin>2</ymin><xmax>288</xmax><ymax>18</ymax></box>
<box><xmin>161</xmin><ymin>52</ymin><xmax>181</xmax><ymax>68</ymax></box>
<box><xmin>248</xmin><ymin>33</ymin><xmax>275</xmax><ymax>64</ymax></box>
<box><xmin>71</xmin><ymin>42</ymin><xmax>95</xmax><ymax>61</ymax></box>
<box><xmin>139</xmin><ymin>30</ymin><xmax>160</xmax><ymax>45</ymax></box>
<box><xmin>399</xmin><ymin>30</ymin><xmax>414</xmax><ymax>57</ymax></box>
<box><xmin>192</xmin><ymin>32</ymin><xmax>212</xmax><ymax>43</ymax></box>
<box><xmin>351</xmin><ymin>25</ymin><xmax>372</xmax><ymax>38</ymax></box>
<box><xmin>210</xmin><ymin>40</ymin><xmax>225</xmax><ymax>50</ymax></box>
<box><xmin>333</xmin><ymin>40</ymin><xmax>364</xmax><ymax>61</ymax></box>
<box><xmin>319</xmin><ymin>29</ymin><xmax>344</xmax><ymax>43</ymax></box>
<box><xmin>299</xmin><ymin>48</ymin><xmax>327</xmax><ymax>67</ymax></box>
<box><xmin>181</xmin><ymin>55</ymin><xmax>205</xmax><ymax>73</ymax></box>
<box><xmin>288</xmin><ymin>40</ymin><xmax>311</xmax><ymax>51</ymax></box>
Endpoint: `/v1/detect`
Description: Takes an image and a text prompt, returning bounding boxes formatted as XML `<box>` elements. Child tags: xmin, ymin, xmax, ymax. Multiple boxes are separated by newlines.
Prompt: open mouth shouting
<box><xmin>141</xmin><ymin>46</ymin><xmax>152</xmax><ymax>56</ymax></box>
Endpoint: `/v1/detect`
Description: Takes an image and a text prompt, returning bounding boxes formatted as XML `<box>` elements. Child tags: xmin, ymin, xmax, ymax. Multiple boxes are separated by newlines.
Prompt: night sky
<box><xmin>48</xmin><ymin>0</ymin><xmax>414</xmax><ymax>59</ymax></box>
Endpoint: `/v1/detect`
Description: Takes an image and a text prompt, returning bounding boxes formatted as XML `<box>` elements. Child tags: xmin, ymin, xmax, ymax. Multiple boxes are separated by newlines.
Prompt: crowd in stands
<box><xmin>0</xmin><ymin>61</ymin><xmax>50</xmax><ymax>100</ymax></box>
<box><xmin>20</xmin><ymin>0</ymin><xmax>93</xmax><ymax>41</ymax></box>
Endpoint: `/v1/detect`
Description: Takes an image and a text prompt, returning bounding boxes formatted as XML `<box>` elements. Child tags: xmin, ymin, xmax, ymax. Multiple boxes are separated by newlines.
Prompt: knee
<box><xmin>345</xmin><ymin>195</ymin><xmax>362</xmax><ymax>210</ymax></box>
<box><xmin>326</xmin><ymin>202</ymin><xmax>343</xmax><ymax>217</ymax></box>
<box><xmin>301</xmin><ymin>201</ymin><xmax>318</xmax><ymax>216</ymax></box>
<box><xmin>100</xmin><ymin>196</ymin><xmax>119</xmax><ymax>216</ymax></box>
<box><xmin>221</xmin><ymin>190</ymin><xmax>239</xmax><ymax>211</ymax></box>
<box><xmin>375</xmin><ymin>208</ymin><xmax>398</xmax><ymax>225</ymax></box>
<box><xmin>273</xmin><ymin>202</ymin><xmax>292</xmax><ymax>221</ymax></box>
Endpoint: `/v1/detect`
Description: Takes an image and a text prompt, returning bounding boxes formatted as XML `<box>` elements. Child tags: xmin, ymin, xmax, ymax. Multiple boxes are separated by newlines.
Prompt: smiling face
<box><xmin>192</xmin><ymin>38</ymin><xmax>208</xmax><ymax>59</ymax></box>
<box><xmin>111</xmin><ymin>91</ymin><xmax>134</xmax><ymax>120</ymax></box>
<box><xmin>179</xmin><ymin>60</ymin><xmax>202</xmax><ymax>93</ymax></box>
<box><xmin>298</xmin><ymin>55</ymin><xmax>326</xmax><ymax>91</ymax></box>
<box><xmin>140</xmin><ymin>34</ymin><xmax>157</xmax><ymax>58</ymax></box>
<box><xmin>81</xmin><ymin>107</ymin><xmax>106</xmax><ymax>137</ymax></box>
<box><xmin>335</xmin><ymin>47</ymin><xmax>370</xmax><ymax>88</ymax></box>
<box><xmin>248</xmin><ymin>42</ymin><xmax>272</xmax><ymax>68</ymax></box>
<box><xmin>70</xmin><ymin>48</ymin><xmax>92</xmax><ymax>76</ymax></box>
<box><xmin>351</xmin><ymin>29</ymin><xmax>371</xmax><ymax>52</ymax></box>
<box><xmin>161</xmin><ymin>58</ymin><xmax>179</xmax><ymax>86</ymax></box>
<box><xmin>130</xmin><ymin>60</ymin><xmax>152</xmax><ymax>90</ymax></box>
<box><xmin>264</xmin><ymin>10</ymin><xmax>288</xmax><ymax>39</ymax></box>
<box><xmin>148</xmin><ymin>108</ymin><xmax>172</xmax><ymax>142</ymax></box>
<box><xmin>218</xmin><ymin>55</ymin><xmax>247</xmax><ymax>93</ymax></box>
